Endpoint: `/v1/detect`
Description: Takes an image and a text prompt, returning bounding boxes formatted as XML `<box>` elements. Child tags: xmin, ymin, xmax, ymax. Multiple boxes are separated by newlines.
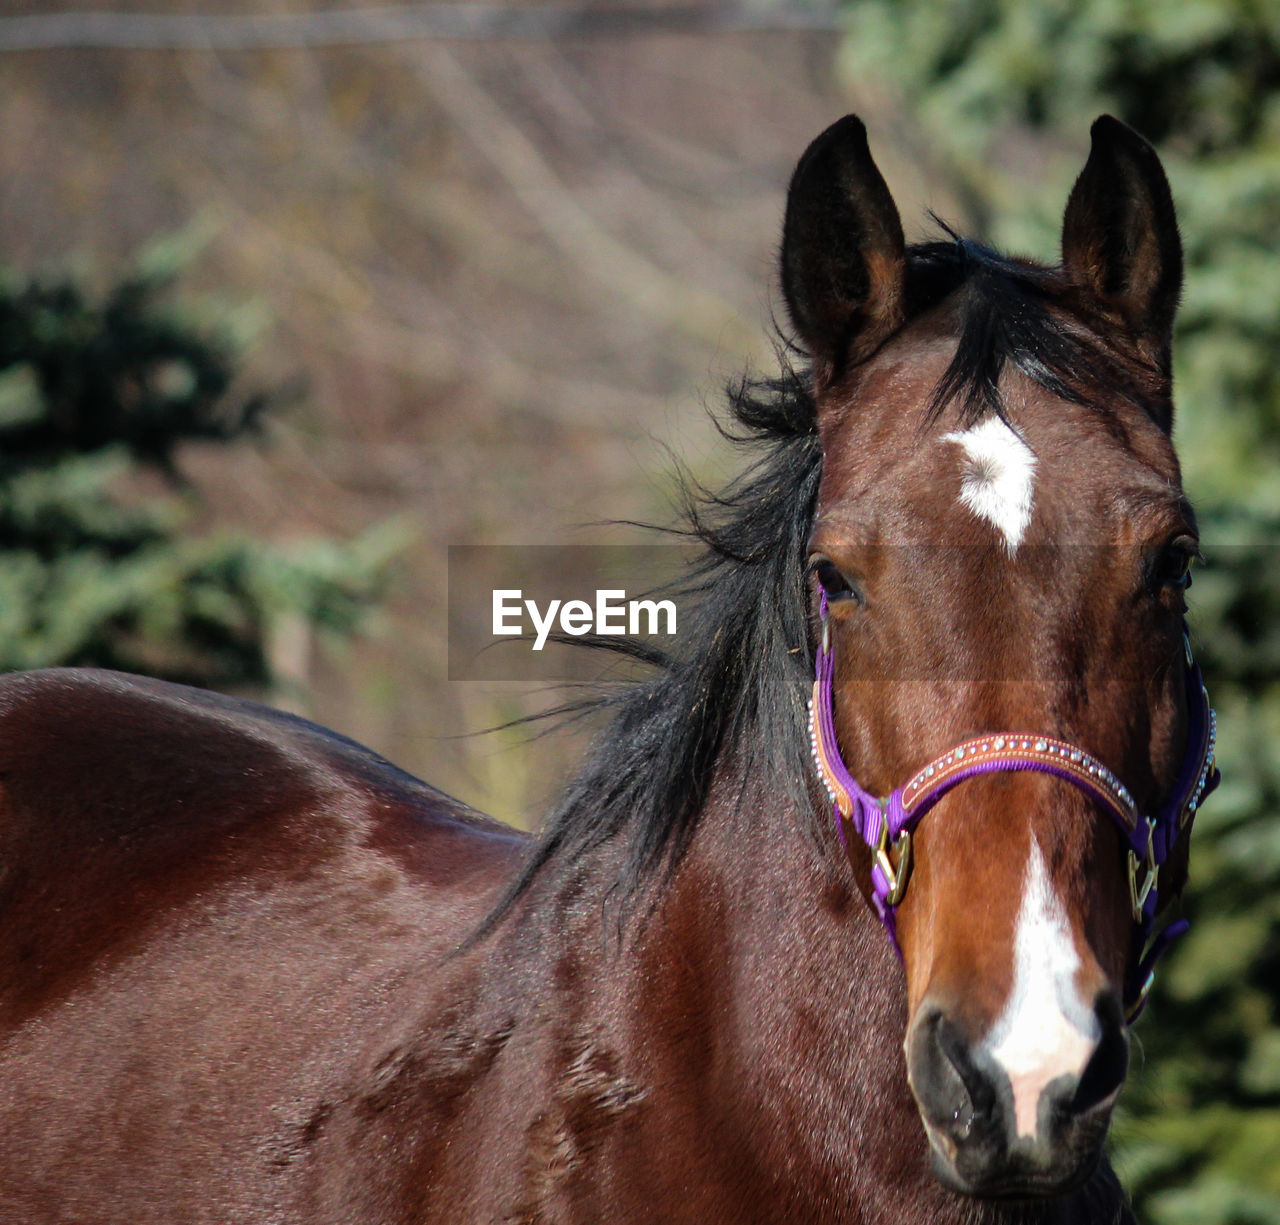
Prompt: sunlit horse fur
<box><xmin>0</xmin><ymin>115</ymin><xmax>1197</xmax><ymax>1222</ymax></box>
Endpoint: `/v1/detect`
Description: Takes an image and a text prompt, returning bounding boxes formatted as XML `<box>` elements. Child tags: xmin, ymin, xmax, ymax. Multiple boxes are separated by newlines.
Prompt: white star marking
<box><xmin>943</xmin><ymin>417</ymin><xmax>1038</xmax><ymax>552</ymax></box>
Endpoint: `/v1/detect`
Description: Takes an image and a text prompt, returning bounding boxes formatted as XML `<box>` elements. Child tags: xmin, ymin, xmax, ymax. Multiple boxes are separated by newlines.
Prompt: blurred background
<box><xmin>1</xmin><ymin>1</ymin><xmax>1277</xmax><ymax>1219</ymax></box>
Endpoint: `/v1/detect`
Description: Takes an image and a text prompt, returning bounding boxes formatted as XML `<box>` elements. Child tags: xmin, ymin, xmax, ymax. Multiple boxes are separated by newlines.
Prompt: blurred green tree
<box><xmin>0</xmin><ymin>259</ymin><xmax>393</xmax><ymax>692</ymax></box>
<box><xmin>838</xmin><ymin>2</ymin><xmax>1280</xmax><ymax>1220</ymax></box>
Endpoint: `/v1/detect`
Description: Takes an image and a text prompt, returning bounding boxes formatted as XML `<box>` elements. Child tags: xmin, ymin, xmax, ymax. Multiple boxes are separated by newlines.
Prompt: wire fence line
<box><xmin>0</xmin><ymin>3</ymin><xmax>842</xmax><ymax>51</ymax></box>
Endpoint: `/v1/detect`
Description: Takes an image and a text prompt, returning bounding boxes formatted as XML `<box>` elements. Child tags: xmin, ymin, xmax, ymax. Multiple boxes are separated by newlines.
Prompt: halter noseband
<box><xmin>808</xmin><ymin>593</ymin><xmax>1219</xmax><ymax>1022</ymax></box>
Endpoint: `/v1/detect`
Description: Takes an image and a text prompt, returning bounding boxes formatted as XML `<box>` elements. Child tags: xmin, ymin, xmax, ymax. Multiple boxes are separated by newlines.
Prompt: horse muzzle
<box><xmin>905</xmin><ymin>992</ymin><xmax>1130</xmax><ymax>1199</ymax></box>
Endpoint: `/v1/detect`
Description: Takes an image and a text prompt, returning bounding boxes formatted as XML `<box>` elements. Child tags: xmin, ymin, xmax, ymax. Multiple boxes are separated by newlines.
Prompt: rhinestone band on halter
<box><xmin>808</xmin><ymin>684</ymin><xmax>856</xmax><ymax>822</ymax></box>
<box><xmin>1180</xmin><ymin>703</ymin><xmax>1217</xmax><ymax>829</ymax></box>
<box><xmin>899</xmin><ymin>733</ymin><xmax>1136</xmax><ymax>829</ymax></box>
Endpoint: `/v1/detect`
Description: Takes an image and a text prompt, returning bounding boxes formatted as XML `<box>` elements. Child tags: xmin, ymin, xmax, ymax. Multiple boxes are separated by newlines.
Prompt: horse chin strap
<box><xmin>807</xmin><ymin>595</ymin><xmax>1219</xmax><ymax>1024</ymax></box>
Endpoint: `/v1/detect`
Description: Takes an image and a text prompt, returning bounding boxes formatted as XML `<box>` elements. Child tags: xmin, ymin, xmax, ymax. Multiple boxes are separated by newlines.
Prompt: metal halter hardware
<box><xmin>808</xmin><ymin>594</ymin><xmax>1219</xmax><ymax>1023</ymax></box>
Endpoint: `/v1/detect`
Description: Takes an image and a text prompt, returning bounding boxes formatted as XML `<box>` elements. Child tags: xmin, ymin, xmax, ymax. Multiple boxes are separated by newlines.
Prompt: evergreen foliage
<box><xmin>0</xmin><ymin>264</ymin><xmax>390</xmax><ymax>690</ymax></box>
<box><xmin>839</xmin><ymin>3</ymin><xmax>1280</xmax><ymax>1219</ymax></box>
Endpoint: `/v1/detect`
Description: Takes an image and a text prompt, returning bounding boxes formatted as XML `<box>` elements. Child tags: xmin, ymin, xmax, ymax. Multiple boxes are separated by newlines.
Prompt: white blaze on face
<box><xmin>943</xmin><ymin>417</ymin><xmax>1038</xmax><ymax>552</ymax></box>
<box><xmin>985</xmin><ymin>841</ymin><xmax>1098</xmax><ymax>1140</ymax></box>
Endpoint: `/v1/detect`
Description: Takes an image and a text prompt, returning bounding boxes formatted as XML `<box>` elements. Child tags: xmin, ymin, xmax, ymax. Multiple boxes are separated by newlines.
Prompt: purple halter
<box><xmin>808</xmin><ymin>593</ymin><xmax>1219</xmax><ymax>1022</ymax></box>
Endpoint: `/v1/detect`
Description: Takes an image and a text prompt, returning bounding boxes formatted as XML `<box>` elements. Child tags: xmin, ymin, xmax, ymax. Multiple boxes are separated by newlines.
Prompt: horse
<box><xmin>0</xmin><ymin>114</ymin><xmax>1217</xmax><ymax>1223</ymax></box>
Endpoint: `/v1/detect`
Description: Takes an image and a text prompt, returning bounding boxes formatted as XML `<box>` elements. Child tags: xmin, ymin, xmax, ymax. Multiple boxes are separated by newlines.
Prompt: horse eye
<box><xmin>810</xmin><ymin>556</ymin><xmax>863</xmax><ymax>605</ymax></box>
<box><xmin>1150</xmin><ymin>539</ymin><xmax>1199</xmax><ymax>593</ymax></box>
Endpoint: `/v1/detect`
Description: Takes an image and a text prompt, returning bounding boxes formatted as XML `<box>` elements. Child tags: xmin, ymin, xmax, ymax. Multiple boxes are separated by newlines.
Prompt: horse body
<box><xmin>0</xmin><ymin>115</ymin><xmax>1201</xmax><ymax>1222</ymax></box>
<box><xmin>0</xmin><ymin>678</ymin><xmax>1129</xmax><ymax>1224</ymax></box>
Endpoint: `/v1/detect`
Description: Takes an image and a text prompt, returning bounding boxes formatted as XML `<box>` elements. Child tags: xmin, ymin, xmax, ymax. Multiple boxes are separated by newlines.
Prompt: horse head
<box><xmin>785</xmin><ymin>115</ymin><xmax>1207</xmax><ymax>1199</ymax></box>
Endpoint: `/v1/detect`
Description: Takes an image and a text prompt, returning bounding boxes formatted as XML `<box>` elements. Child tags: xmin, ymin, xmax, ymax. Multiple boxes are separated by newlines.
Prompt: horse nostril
<box><xmin>1070</xmin><ymin>992</ymin><xmax>1129</xmax><ymax>1116</ymax></box>
<box><xmin>908</xmin><ymin>1006</ymin><xmax>993</xmax><ymax>1141</ymax></box>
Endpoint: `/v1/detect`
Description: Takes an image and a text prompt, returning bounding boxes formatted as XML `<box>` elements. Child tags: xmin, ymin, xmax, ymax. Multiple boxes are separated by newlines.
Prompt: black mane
<box><xmin>478</xmin><ymin>363</ymin><xmax>822</xmax><ymax>935</ymax></box>
<box><xmin>908</xmin><ymin>234</ymin><xmax>1151</xmax><ymax>424</ymax></box>
<box><xmin>484</xmin><ymin>237</ymin><xmax>1148</xmax><ymax>933</ymax></box>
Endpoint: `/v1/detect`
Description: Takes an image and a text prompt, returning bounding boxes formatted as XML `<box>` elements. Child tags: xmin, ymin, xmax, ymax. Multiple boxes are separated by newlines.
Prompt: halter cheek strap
<box><xmin>808</xmin><ymin>595</ymin><xmax>1219</xmax><ymax>1022</ymax></box>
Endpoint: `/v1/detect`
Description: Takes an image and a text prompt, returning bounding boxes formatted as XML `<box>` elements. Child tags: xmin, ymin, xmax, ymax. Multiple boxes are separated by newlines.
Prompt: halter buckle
<box><xmin>875</xmin><ymin>817</ymin><xmax>913</xmax><ymax>908</ymax></box>
<box><xmin>1127</xmin><ymin>819</ymin><xmax>1158</xmax><ymax>923</ymax></box>
<box><xmin>1125</xmin><ymin>970</ymin><xmax>1155</xmax><ymax>1024</ymax></box>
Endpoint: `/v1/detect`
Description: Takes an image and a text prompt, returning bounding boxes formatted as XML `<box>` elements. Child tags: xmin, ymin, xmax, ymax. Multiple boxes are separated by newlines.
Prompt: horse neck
<box><xmin>520</xmin><ymin>765</ymin><xmax>1127</xmax><ymax>1225</ymax></box>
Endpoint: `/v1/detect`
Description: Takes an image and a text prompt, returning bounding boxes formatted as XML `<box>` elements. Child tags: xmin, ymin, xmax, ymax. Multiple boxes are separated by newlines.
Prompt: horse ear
<box><xmin>781</xmin><ymin>115</ymin><xmax>906</xmax><ymax>382</ymax></box>
<box><xmin>1062</xmin><ymin>116</ymin><xmax>1182</xmax><ymax>377</ymax></box>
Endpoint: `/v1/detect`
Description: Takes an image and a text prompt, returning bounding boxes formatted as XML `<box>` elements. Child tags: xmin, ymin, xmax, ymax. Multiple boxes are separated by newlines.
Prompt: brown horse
<box><xmin>0</xmin><ymin>115</ymin><xmax>1212</xmax><ymax>1223</ymax></box>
